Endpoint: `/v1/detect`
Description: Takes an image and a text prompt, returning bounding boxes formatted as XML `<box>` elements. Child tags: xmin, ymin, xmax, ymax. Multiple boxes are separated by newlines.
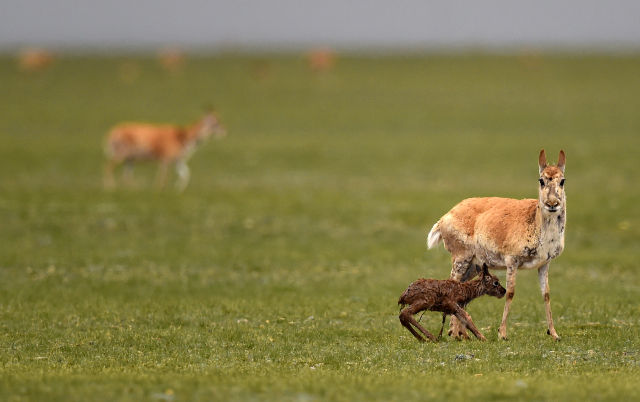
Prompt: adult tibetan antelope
<box><xmin>104</xmin><ymin>111</ymin><xmax>226</xmax><ymax>191</ymax></box>
<box><xmin>427</xmin><ymin>149</ymin><xmax>566</xmax><ymax>340</ymax></box>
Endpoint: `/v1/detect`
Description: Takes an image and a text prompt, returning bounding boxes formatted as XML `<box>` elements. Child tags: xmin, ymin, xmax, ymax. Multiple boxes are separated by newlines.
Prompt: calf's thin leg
<box><xmin>437</xmin><ymin>313</ymin><xmax>446</xmax><ymax>340</ymax></box>
<box><xmin>453</xmin><ymin>305</ymin><xmax>486</xmax><ymax>341</ymax></box>
<box><xmin>399</xmin><ymin>303</ymin><xmax>437</xmax><ymax>342</ymax></box>
<box><xmin>538</xmin><ymin>263</ymin><xmax>560</xmax><ymax>340</ymax></box>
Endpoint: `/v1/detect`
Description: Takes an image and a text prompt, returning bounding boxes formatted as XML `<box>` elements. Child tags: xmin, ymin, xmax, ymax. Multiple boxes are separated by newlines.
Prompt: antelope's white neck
<box><xmin>537</xmin><ymin>206</ymin><xmax>565</xmax><ymax>260</ymax></box>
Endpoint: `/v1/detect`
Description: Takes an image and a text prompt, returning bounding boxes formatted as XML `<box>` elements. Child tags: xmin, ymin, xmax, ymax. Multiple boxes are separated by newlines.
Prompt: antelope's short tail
<box><xmin>427</xmin><ymin>221</ymin><xmax>442</xmax><ymax>249</ymax></box>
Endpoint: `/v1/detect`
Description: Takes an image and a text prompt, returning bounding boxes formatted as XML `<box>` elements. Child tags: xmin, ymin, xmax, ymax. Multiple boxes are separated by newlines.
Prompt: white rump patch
<box><xmin>427</xmin><ymin>222</ymin><xmax>442</xmax><ymax>249</ymax></box>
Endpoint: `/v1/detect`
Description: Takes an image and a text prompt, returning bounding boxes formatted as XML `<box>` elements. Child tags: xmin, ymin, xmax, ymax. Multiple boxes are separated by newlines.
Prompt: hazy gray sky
<box><xmin>2</xmin><ymin>0</ymin><xmax>640</xmax><ymax>50</ymax></box>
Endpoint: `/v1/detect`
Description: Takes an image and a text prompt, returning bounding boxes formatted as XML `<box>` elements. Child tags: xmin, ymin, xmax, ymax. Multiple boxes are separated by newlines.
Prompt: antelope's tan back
<box><xmin>439</xmin><ymin>197</ymin><xmax>538</xmax><ymax>257</ymax></box>
<box><xmin>105</xmin><ymin>123</ymin><xmax>184</xmax><ymax>161</ymax></box>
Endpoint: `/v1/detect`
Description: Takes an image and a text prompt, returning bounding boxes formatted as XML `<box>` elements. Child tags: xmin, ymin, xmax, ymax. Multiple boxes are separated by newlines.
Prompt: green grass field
<box><xmin>1</xmin><ymin>53</ymin><xmax>639</xmax><ymax>401</ymax></box>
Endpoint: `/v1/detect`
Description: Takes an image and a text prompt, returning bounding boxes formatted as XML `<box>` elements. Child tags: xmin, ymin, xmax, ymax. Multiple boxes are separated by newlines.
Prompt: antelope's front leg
<box><xmin>498</xmin><ymin>264</ymin><xmax>517</xmax><ymax>340</ymax></box>
<box><xmin>175</xmin><ymin>160</ymin><xmax>191</xmax><ymax>192</ymax></box>
<box><xmin>538</xmin><ymin>263</ymin><xmax>560</xmax><ymax>340</ymax></box>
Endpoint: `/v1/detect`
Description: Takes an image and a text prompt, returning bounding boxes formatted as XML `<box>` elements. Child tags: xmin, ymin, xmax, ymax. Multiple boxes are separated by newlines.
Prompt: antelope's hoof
<box><xmin>547</xmin><ymin>329</ymin><xmax>561</xmax><ymax>341</ymax></box>
<box><xmin>449</xmin><ymin>331</ymin><xmax>469</xmax><ymax>341</ymax></box>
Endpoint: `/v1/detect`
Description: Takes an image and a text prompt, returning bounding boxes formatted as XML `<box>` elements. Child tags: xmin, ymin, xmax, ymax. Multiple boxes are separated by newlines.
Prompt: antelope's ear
<box><xmin>557</xmin><ymin>150</ymin><xmax>566</xmax><ymax>173</ymax></box>
<box><xmin>538</xmin><ymin>149</ymin><xmax>547</xmax><ymax>174</ymax></box>
<box><xmin>482</xmin><ymin>263</ymin><xmax>489</xmax><ymax>276</ymax></box>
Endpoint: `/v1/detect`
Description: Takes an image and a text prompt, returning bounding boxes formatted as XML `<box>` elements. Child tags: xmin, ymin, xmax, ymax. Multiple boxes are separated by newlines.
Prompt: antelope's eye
<box><xmin>539</xmin><ymin>178</ymin><xmax>545</xmax><ymax>187</ymax></box>
<box><xmin>493</xmin><ymin>281</ymin><xmax>499</xmax><ymax>286</ymax></box>
<box><xmin>560</xmin><ymin>178</ymin><xmax>565</xmax><ymax>187</ymax></box>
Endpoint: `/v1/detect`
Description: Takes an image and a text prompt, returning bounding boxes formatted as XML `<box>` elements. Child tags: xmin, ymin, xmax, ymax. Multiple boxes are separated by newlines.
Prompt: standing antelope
<box><xmin>104</xmin><ymin>111</ymin><xmax>226</xmax><ymax>191</ymax></box>
<box><xmin>427</xmin><ymin>149</ymin><xmax>566</xmax><ymax>340</ymax></box>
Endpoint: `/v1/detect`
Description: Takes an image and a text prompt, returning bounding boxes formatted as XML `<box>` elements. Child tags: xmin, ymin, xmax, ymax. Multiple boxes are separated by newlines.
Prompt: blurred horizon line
<box><xmin>3</xmin><ymin>1</ymin><xmax>640</xmax><ymax>56</ymax></box>
<box><xmin>3</xmin><ymin>43</ymin><xmax>640</xmax><ymax>56</ymax></box>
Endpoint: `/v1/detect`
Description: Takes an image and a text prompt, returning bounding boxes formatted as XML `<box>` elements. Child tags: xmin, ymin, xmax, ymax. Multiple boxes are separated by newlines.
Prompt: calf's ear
<box><xmin>482</xmin><ymin>263</ymin><xmax>489</xmax><ymax>276</ymax></box>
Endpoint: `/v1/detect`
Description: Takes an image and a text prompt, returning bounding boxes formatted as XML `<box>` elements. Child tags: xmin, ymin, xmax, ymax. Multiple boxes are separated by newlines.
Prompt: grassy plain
<box><xmin>1</xmin><ymin>53</ymin><xmax>639</xmax><ymax>400</ymax></box>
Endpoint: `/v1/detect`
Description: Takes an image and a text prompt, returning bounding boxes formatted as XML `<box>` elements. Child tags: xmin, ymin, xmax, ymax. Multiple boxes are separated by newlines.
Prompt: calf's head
<box><xmin>479</xmin><ymin>264</ymin><xmax>506</xmax><ymax>298</ymax></box>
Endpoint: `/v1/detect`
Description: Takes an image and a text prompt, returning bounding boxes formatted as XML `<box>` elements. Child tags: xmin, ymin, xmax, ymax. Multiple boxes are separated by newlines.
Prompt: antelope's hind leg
<box><xmin>399</xmin><ymin>303</ymin><xmax>437</xmax><ymax>342</ymax></box>
<box><xmin>103</xmin><ymin>158</ymin><xmax>119</xmax><ymax>189</ymax></box>
<box><xmin>448</xmin><ymin>257</ymin><xmax>473</xmax><ymax>339</ymax></box>
<box><xmin>121</xmin><ymin>159</ymin><xmax>137</xmax><ymax>187</ymax></box>
<box><xmin>155</xmin><ymin>161</ymin><xmax>170</xmax><ymax>189</ymax></box>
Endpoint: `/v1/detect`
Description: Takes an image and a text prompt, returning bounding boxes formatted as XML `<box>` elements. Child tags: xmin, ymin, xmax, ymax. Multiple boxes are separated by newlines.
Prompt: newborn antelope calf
<box><xmin>398</xmin><ymin>264</ymin><xmax>506</xmax><ymax>342</ymax></box>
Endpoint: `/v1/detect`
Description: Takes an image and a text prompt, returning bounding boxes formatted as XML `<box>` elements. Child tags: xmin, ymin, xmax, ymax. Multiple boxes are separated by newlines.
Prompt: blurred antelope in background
<box><xmin>104</xmin><ymin>111</ymin><xmax>226</xmax><ymax>191</ymax></box>
<box><xmin>18</xmin><ymin>48</ymin><xmax>55</xmax><ymax>72</ymax></box>
<box><xmin>157</xmin><ymin>47</ymin><xmax>186</xmax><ymax>73</ymax></box>
<box><xmin>306</xmin><ymin>48</ymin><xmax>337</xmax><ymax>73</ymax></box>
<box><xmin>427</xmin><ymin>149</ymin><xmax>566</xmax><ymax>340</ymax></box>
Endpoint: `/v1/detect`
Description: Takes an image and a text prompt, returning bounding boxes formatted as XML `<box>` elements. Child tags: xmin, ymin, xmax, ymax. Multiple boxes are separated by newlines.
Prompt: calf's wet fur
<box><xmin>398</xmin><ymin>264</ymin><xmax>506</xmax><ymax>342</ymax></box>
